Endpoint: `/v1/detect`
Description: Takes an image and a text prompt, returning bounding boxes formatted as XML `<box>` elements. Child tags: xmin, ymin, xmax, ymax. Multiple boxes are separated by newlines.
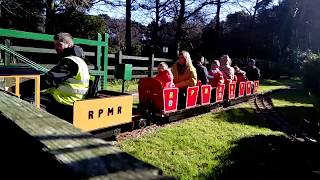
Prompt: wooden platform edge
<box><xmin>0</xmin><ymin>89</ymin><xmax>173</xmax><ymax>179</ymax></box>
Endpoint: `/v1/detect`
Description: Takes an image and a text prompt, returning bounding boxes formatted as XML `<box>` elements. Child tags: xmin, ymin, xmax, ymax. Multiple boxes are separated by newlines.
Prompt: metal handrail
<box><xmin>0</xmin><ymin>44</ymin><xmax>49</xmax><ymax>73</ymax></box>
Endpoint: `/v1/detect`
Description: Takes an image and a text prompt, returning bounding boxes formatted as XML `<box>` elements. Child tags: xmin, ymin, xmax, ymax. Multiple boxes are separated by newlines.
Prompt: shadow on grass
<box><xmin>216</xmin><ymin>105</ymin><xmax>319</xmax><ymax>139</ymax></box>
<box><xmin>272</xmin><ymin>88</ymin><xmax>314</xmax><ymax>105</ymax></box>
<box><xmin>215</xmin><ymin>108</ymin><xmax>270</xmax><ymax>129</ymax></box>
<box><xmin>274</xmin><ymin>106</ymin><xmax>319</xmax><ymax>137</ymax></box>
<box><xmin>202</xmin><ymin>135</ymin><xmax>320</xmax><ymax>180</ymax></box>
<box><xmin>260</xmin><ymin>78</ymin><xmax>302</xmax><ymax>87</ymax></box>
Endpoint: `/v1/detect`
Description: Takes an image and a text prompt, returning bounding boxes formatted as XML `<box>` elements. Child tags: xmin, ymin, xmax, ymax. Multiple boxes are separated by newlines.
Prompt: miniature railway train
<box><xmin>2</xmin><ymin>73</ymin><xmax>260</xmax><ymax>138</ymax></box>
<box><xmin>0</xmin><ymin>28</ymin><xmax>260</xmax><ymax>138</ymax></box>
<box><xmin>71</xmin><ymin>78</ymin><xmax>260</xmax><ymax>138</ymax></box>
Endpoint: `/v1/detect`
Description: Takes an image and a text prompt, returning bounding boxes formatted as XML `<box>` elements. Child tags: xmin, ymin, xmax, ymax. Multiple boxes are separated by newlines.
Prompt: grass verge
<box><xmin>259</xmin><ymin>77</ymin><xmax>300</xmax><ymax>93</ymax></box>
<box><xmin>106</xmin><ymin>79</ymin><xmax>138</xmax><ymax>93</ymax></box>
<box><xmin>118</xmin><ymin>78</ymin><xmax>320</xmax><ymax>179</ymax></box>
<box><xmin>118</xmin><ymin>104</ymin><xmax>284</xmax><ymax>179</ymax></box>
<box><xmin>271</xmin><ymin>85</ymin><xmax>318</xmax><ymax>137</ymax></box>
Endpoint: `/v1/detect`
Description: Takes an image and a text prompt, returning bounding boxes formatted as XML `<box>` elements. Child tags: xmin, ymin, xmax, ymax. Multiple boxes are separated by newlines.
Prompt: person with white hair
<box><xmin>219</xmin><ymin>55</ymin><xmax>236</xmax><ymax>83</ymax></box>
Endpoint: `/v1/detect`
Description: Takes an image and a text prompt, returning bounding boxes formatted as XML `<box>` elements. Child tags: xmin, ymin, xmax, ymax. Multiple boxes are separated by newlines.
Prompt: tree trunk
<box><xmin>45</xmin><ymin>0</ymin><xmax>55</xmax><ymax>33</ymax></box>
<box><xmin>214</xmin><ymin>0</ymin><xmax>221</xmax><ymax>56</ymax></box>
<box><xmin>251</xmin><ymin>0</ymin><xmax>260</xmax><ymax>30</ymax></box>
<box><xmin>175</xmin><ymin>0</ymin><xmax>185</xmax><ymax>55</ymax></box>
<box><xmin>125</xmin><ymin>0</ymin><xmax>132</xmax><ymax>55</ymax></box>
<box><xmin>247</xmin><ymin>0</ymin><xmax>260</xmax><ymax>58</ymax></box>
<box><xmin>154</xmin><ymin>0</ymin><xmax>160</xmax><ymax>52</ymax></box>
<box><xmin>215</xmin><ymin>0</ymin><xmax>221</xmax><ymax>34</ymax></box>
<box><xmin>36</xmin><ymin>0</ymin><xmax>46</xmax><ymax>33</ymax></box>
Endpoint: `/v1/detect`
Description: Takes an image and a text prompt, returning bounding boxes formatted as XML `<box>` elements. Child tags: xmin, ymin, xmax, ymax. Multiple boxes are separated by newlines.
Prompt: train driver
<box><xmin>14</xmin><ymin>32</ymin><xmax>89</xmax><ymax>119</ymax></box>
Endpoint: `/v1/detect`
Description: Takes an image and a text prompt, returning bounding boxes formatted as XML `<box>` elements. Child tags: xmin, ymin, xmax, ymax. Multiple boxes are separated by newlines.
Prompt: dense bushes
<box><xmin>301</xmin><ymin>51</ymin><xmax>320</xmax><ymax>113</ymax></box>
<box><xmin>301</xmin><ymin>52</ymin><xmax>320</xmax><ymax>94</ymax></box>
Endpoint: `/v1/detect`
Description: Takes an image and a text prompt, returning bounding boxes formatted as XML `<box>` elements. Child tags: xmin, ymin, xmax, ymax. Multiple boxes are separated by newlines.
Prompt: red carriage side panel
<box><xmin>163</xmin><ymin>88</ymin><xmax>179</xmax><ymax>113</ymax></box>
<box><xmin>246</xmin><ymin>81</ymin><xmax>253</xmax><ymax>96</ymax></box>
<box><xmin>138</xmin><ymin>78</ymin><xmax>152</xmax><ymax>105</ymax></box>
<box><xmin>253</xmin><ymin>80</ymin><xmax>260</xmax><ymax>93</ymax></box>
<box><xmin>238</xmin><ymin>82</ymin><xmax>246</xmax><ymax>97</ymax></box>
<box><xmin>138</xmin><ymin>78</ymin><xmax>164</xmax><ymax>110</ymax></box>
<box><xmin>216</xmin><ymin>84</ymin><xmax>225</xmax><ymax>102</ymax></box>
<box><xmin>186</xmin><ymin>86</ymin><xmax>199</xmax><ymax>109</ymax></box>
<box><xmin>228</xmin><ymin>82</ymin><xmax>236</xmax><ymax>100</ymax></box>
<box><xmin>201</xmin><ymin>85</ymin><xmax>212</xmax><ymax>105</ymax></box>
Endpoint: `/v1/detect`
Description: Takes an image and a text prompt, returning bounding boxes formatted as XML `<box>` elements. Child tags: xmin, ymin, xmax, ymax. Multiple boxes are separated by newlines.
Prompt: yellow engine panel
<box><xmin>73</xmin><ymin>95</ymin><xmax>133</xmax><ymax>131</ymax></box>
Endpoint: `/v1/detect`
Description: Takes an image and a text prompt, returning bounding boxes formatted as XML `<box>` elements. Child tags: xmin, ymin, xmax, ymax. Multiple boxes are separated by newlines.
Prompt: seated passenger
<box><xmin>155</xmin><ymin>62</ymin><xmax>175</xmax><ymax>88</ymax></box>
<box><xmin>245</xmin><ymin>59</ymin><xmax>261</xmax><ymax>81</ymax></box>
<box><xmin>209</xmin><ymin>60</ymin><xmax>224</xmax><ymax>87</ymax></box>
<box><xmin>194</xmin><ymin>56</ymin><xmax>213</xmax><ymax>85</ymax></box>
<box><xmin>219</xmin><ymin>55</ymin><xmax>236</xmax><ymax>83</ymax></box>
<box><xmin>171</xmin><ymin>50</ymin><xmax>197</xmax><ymax>109</ymax></box>
<box><xmin>234</xmin><ymin>66</ymin><xmax>247</xmax><ymax>82</ymax></box>
<box><xmin>171</xmin><ymin>50</ymin><xmax>197</xmax><ymax>88</ymax></box>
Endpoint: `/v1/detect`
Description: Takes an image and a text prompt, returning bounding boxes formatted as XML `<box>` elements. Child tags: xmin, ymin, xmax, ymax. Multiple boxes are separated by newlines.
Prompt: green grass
<box><xmin>118</xmin><ymin>104</ymin><xmax>284</xmax><ymax>179</ymax></box>
<box><xmin>107</xmin><ymin>79</ymin><xmax>139</xmax><ymax>107</ymax></box>
<box><xmin>259</xmin><ymin>78</ymin><xmax>301</xmax><ymax>93</ymax></box>
<box><xmin>259</xmin><ymin>77</ymin><xmax>318</xmax><ymax>135</ymax></box>
<box><xmin>106</xmin><ymin>79</ymin><xmax>138</xmax><ymax>93</ymax></box>
<box><xmin>271</xmin><ymin>86</ymin><xmax>317</xmax><ymax>131</ymax></box>
<box><xmin>117</xmin><ymin>77</ymin><xmax>320</xmax><ymax>179</ymax></box>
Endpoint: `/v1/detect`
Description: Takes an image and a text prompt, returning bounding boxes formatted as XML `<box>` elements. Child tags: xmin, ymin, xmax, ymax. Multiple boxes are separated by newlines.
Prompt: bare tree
<box><xmin>137</xmin><ymin>0</ymin><xmax>174</xmax><ymax>54</ymax></box>
<box><xmin>175</xmin><ymin>0</ymin><xmax>220</xmax><ymax>53</ymax></box>
<box><xmin>175</xmin><ymin>0</ymin><xmax>185</xmax><ymax>53</ymax></box>
<box><xmin>236</xmin><ymin>0</ymin><xmax>273</xmax><ymax>57</ymax></box>
<box><xmin>1</xmin><ymin>0</ymin><xmax>47</xmax><ymax>32</ymax></box>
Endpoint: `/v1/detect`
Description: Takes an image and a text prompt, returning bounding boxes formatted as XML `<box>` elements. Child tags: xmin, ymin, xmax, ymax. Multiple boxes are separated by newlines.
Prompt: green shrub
<box><xmin>301</xmin><ymin>52</ymin><xmax>320</xmax><ymax>94</ymax></box>
<box><xmin>301</xmin><ymin>51</ymin><xmax>320</xmax><ymax>114</ymax></box>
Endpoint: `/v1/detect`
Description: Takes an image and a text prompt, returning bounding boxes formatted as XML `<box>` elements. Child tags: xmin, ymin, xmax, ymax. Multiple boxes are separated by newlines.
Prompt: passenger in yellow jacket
<box><xmin>171</xmin><ymin>50</ymin><xmax>197</xmax><ymax>88</ymax></box>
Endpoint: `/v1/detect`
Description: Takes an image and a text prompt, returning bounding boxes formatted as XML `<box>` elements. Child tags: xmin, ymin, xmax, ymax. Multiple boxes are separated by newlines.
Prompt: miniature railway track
<box><xmin>116</xmin><ymin>88</ymin><xmax>319</xmax><ymax>142</ymax></box>
<box><xmin>250</xmin><ymin>94</ymin><xmax>317</xmax><ymax>142</ymax></box>
<box><xmin>114</xmin><ymin>90</ymin><xmax>274</xmax><ymax>141</ymax></box>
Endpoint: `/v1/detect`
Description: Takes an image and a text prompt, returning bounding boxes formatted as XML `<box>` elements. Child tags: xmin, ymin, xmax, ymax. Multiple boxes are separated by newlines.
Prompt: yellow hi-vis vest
<box><xmin>47</xmin><ymin>56</ymin><xmax>89</xmax><ymax>106</ymax></box>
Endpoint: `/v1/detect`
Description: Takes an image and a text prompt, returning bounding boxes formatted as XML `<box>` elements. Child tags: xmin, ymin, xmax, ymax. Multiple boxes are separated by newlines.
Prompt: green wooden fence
<box><xmin>0</xmin><ymin>28</ymin><xmax>109</xmax><ymax>89</ymax></box>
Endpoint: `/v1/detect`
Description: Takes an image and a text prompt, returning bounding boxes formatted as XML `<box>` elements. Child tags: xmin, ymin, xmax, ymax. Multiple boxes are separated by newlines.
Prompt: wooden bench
<box><xmin>0</xmin><ymin>90</ymin><xmax>171</xmax><ymax>179</ymax></box>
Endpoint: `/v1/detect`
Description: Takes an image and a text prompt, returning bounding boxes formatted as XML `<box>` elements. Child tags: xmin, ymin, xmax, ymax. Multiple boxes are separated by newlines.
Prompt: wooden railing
<box><xmin>7</xmin><ymin>45</ymin><xmax>173</xmax><ymax>79</ymax></box>
<box><xmin>0</xmin><ymin>28</ymin><xmax>109</xmax><ymax>89</ymax></box>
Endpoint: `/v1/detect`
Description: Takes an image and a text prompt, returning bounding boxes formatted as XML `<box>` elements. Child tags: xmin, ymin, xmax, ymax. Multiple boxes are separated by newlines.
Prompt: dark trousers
<box><xmin>178</xmin><ymin>88</ymin><xmax>187</xmax><ymax>110</ymax></box>
<box><xmin>235</xmin><ymin>83</ymin><xmax>239</xmax><ymax>97</ymax></box>
<box><xmin>41</xmin><ymin>94</ymin><xmax>73</xmax><ymax>121</ymax></box>
<box><xmin>210</xmin><ymin>88</ymin><xmax>217</xmax><ymax>103</ymax></box>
